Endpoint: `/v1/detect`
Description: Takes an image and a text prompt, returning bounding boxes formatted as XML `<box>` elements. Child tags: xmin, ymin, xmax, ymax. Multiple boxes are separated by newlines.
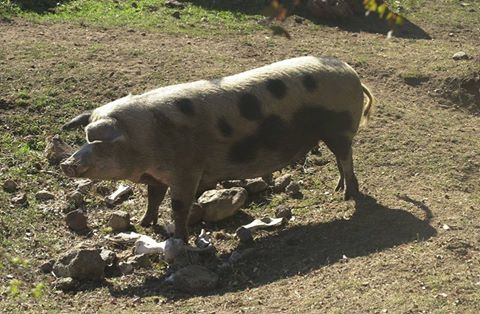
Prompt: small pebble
<box><xmin>3</xmin><ymin>179</ymin><xmax>17</xmax><ymax>193</ymax></box>
<box><xmin>35</xmin><ymin>190</ymin><xmax>55</xmax><ymax>201</ymax></box>
<box><xmin>65</xmin><ymin>209</ymin><xmax>88</xmax><ymax>231</ymax></box>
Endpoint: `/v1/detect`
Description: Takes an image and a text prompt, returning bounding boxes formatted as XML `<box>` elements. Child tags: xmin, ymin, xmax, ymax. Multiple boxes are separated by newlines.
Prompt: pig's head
<box><xmin>61</xmin><ymin>114</ymin><xmax>135</xmax><ymax>180</ymax></box>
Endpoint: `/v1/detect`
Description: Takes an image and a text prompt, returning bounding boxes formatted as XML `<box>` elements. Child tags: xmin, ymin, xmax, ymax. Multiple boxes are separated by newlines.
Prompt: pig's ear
<box><xmin>85</xmin><ymin>119</ymin><xmax>124</xmax><ymax>143</ymax></box>
<box><xmin>63</xmin><ymin>112</ymin><xmax>92</xmax><ymax>130</ymax></box>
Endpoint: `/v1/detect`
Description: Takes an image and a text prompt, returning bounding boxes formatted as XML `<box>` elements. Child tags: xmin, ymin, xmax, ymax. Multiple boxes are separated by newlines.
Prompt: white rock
<box><xmin>106</xmin><ymin>232</ymin><xmax>143</xmax><ymax>245</ymax></box>
<box><xmin>242</xmin><ymin>217</ymin><xmax>285</xmax><ymax>231</ymax></box>
<box><xmin>452</xmin><ymin>51</ymin><xmax>470</xmax><ymax>60</ymax></box>
<box><xmin>105</xmin><ymin>184</ymin><xmax>133</xmax><ymax>205</ymax></box>
<box><xmin>134</xmin><ymin>235</ymin><xmax>167</xmax><ymax>255</ymax></box>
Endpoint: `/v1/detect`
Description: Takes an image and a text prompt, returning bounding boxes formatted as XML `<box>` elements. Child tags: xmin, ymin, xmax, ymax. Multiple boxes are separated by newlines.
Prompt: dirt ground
<box><xmin>1</xmin><ymin>2</ymin><xmax>480</xmax><ymax>313</ymax></box>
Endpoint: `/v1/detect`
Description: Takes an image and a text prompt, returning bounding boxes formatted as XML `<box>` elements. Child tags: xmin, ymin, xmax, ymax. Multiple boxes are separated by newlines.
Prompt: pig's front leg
<box><xmin>170</xmin><ymin>176</ymin><xmax>200</xmax><ymax>243</ymax></box>
<box><xmin>140</xmin><ymin>183</ymin><xmax>168</xmax><ymax>226</ymax></box>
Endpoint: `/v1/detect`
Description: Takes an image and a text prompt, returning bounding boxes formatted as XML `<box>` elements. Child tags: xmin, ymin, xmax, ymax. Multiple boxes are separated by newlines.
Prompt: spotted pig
<box><xmin>60</xmin><ymin>56</ymin><xmax>374</xmax><ymax>242</ymax></box>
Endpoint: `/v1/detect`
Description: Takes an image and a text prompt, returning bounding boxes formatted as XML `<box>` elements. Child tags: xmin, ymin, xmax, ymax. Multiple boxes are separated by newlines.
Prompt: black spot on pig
<box><xmin>174</xmin><ymin>98</ymin><xmax>195</xmax><ymax>116</ymax></box>
<box><xmin>229</xmin><ymin>115</ymin><xmax>288</xmax><ymax>163</ymax></box>
<box><xmin>218</xmin><ymin>117</ymin><xmax>233</xmax><ymax>137</ymax></box>
<box><xmin>302</xmin><ymin>75</ymin><xmax>317</xmax><ymax>92</ymax></box>
<box><xmin>229</xmin><ymin>135</ymin><xmax>259</xmax><ymax>163</ymax></box>
<box><xmin>266</xmin><ymin>79</ymin><xmax>288</xmax><ymax>99</ymax></box>
<box><xmin>238</xmin><ymin>93</ymin><xmax>263</xmax><ymax>121</ymax></box>
<box><xmin>171</xmin><ymin>199</ymin><xmax>184</xmax><ymax>211</ymax></box>
<box><xmin>292</xmin><ymin>106</ymin><xmax>353</xmax><ymax>139</ymax></box>
<box><xmin>229</xmin><ymin>106</ymin><xmax>353</xmax><ymax>164</ymax></box>
<box><xmin>257</xmin><ymin>115</ymin><xmax>289</xmax><ymax>149</ymax></box>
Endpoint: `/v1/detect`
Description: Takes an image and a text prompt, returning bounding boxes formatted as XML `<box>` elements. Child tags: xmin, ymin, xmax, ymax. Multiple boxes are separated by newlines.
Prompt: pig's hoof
<box><xmin>335</xmin><ymin>179</ymin><xmax>345</xmax><ymax>192</ymax></box>
<box><xmin>140</xmin><ymin>216</ymin><xmax>156</xmax><ymax>227</ymax></box>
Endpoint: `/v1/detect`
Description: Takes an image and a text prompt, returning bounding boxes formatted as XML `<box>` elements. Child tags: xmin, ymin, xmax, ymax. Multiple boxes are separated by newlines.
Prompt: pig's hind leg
<box><xmin>323</xmin><ymin>136</ymin><xmax>359</xmax><ymax>200</ymax></box>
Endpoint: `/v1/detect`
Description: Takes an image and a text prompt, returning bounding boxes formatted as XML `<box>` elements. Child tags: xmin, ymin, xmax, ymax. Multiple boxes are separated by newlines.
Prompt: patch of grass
<box><xmin>14</xmin><ymin>0</ymin><xmax>266</xmax><ymax>35</ymax></box>
<box><xmin>0</xmin><ymin>1</ymin><xmax>19</xmax><ymax>20</ymax></box>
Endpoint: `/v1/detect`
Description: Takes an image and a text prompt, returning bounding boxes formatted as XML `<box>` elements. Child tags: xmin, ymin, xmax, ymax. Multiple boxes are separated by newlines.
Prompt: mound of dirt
<box><xmin>439</xmin><ymin>72</ymin><xmax>480</xmax><ymax>114</ymax></box>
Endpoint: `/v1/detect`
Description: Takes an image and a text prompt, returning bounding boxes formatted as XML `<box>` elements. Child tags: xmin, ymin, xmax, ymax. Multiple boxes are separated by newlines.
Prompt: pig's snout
<box><xmin>60</xmin><ymin>154</ymin><xmax>89</xmax><ymax>177</ymax></box>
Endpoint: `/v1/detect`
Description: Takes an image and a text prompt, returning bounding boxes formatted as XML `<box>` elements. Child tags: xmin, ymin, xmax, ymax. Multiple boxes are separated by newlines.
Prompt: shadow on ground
<box><xmin>11</xmin><ymin>0</ymin><xmax>70</xmax><ymax>14</ymax></box>
<box><xmin>108</xmin><ymin>194</ymin><xmax>436</xmax><ymax>299</ymax></box>
<box><xmin>188</xmin><ymin>0</ymin><xmax>431</xmax><ymax>39</ymax></box>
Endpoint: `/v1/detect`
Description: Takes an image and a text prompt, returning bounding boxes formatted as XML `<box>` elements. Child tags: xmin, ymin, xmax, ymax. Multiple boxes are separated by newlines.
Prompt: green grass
<box><xmin>4</xmin><ymin>0</ymin><xmax>267</xmax><ymax>35</ymax></box>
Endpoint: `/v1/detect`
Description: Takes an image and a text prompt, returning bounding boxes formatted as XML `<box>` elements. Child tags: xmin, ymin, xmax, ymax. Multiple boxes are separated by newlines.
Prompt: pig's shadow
<box><xmin>108</xmin><ymin>194</ymin><xmax>436</xmax><ymax>299</ymax></box>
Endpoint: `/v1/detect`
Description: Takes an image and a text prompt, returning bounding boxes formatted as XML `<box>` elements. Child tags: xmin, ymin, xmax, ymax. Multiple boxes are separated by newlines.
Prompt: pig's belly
<box><xmin>202</xmin><ymin>139</ymin><xmax>317</xmax><ymax>182</ymax></box>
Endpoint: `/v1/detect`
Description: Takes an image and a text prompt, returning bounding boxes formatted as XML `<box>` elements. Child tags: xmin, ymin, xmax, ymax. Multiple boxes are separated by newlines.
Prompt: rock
<box><xmin>134</xmin><ymin>235</ymin><xmax>166</xmax><ymax>255</ymax></box>
<box><xmin>172</xmin><ymin>265</ymin><xmax>219</xmax><ymax>293</ymax></box>
<box><xmin>55</xmin><ymin>277</ymin><xmax>79</xmax><ymax>291</ymax></box>
<box><xmin>195</xmin><ymin>229</ymin><xmax>212</xmax><ymax>249</ymax></box>
<box><xmin>75</xmin><ymin>179</ymin><xmax>93</xmax><ymax>194</ymax></box>
<box><xmin>128</xmin><ymin>254</ymin><xmax>152</xmax><ymax>269</ymax></box>
<box><xmin>198</xmin><ymin>187</ymin><xmax>248</xmax><ymax>222</ymax></box>
<box><xmin>107</xmin><ymin>211</ymin><xmax>131</xmax><ymax>232</ymax></box>
<box><xmin>286</xmin><ymin>182</ymin><xmax>303</xmax><ymax>199</ymax></box>
<box><xmin>262</xmin><ymin>174</ymin><xmax>274</xmax><ymax>185</ymax></box>
<box><xmin>39</xmin><ymin>259</ymin><xmax>55</xmax><ymax>273</ymax></box>
<box><xmin>107</xmin><ymin>232</ymin><xmax>143</xmax><ymax>246</ymax></box>
<box><xmin>221</xmin><ymin>180</ymin><xmax>246</xmax><ymax>189</ymax></box>
<box><xmin>35</xmin><ymin>190</ymin><xmax>55</xmax><ymax>201</ymax></box>
<box><xmin>100</xmin><ymin>249</ymin><xmax>117</xmax><ymax>266</ymax></box>
<box><xmin>53</xmin><ymin>249</ymin><xmax>106</xmax><ymax>281</ymax></box>
<box><xmin>245</xmin><ymin>178</ymin><xmax>269</xmax><ymax>194</ymax></box>
<box><xmin>187</xmin><ymin>203</ymin><xmax>205</xmax><ymax>225</ymax></box>
<box><xmin>65</xmin><ymin>209</ymin><xmax>88</xmax><ymax>231</ymax></box>
<box><xmin>452</xmin><ymin>51</ymin><xmax>470</xmax><ymax>60</ymax></box>
<box><xmin>275</xmin><ymin>205</ymin><xmax>292</xmax><ymax>220</ymax></box>
<box><xmin>241</xmin><ymin>217</ymin><xmax>284</xmax><ymax>231</ymax></box>
<box><xmin>3</xmin><ymin>179</ymin><xmax>17</xmax><ymax>193</ymax></box>
<box><xmin>66</xmin><ymin>190</ymin><xmax>84</xmax><ymax>207</ymax></box>
<box><xmin>171</xmin><ymin>11</ymin><xmax>181</xmax><ymax>19</ymax></box>
<box><xmin>119</xmin><ymin>261</ymin><xmax>134</xmax><ymax>275</ymax></box>
<box><xmin>11</xmin><ymin>193</ymin><xmax>28</xmax><ymax>206</ymax></box>
<box><xmin>235</xmin><ymin>227</ymin><xmax>253</xmax><ymax>243</ymax></box>
<box><xmin>294</xmin><ymin>16</ymin><xmax>304</xmax><ymax>24</ymax></box>
<box><xmin>44</xmin><ymin>134</ymin><xmax>73</xmax><ymax>165</ymax></box>
<box><xmin>105</xmin><ymin>184</ymin><xmax>133</xmax><ymax>206</ymax></box>
<box><xmin>273</xmin><ymin>174</ymin><xmax>292</xmax><ymax>193</ymax></box>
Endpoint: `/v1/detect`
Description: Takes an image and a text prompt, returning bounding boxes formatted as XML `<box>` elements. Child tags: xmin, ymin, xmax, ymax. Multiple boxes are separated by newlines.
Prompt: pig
<box><xmin>61</xmin><ymin>56</ymin><xmax>374</xmax><ymax>242</ymax></box>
